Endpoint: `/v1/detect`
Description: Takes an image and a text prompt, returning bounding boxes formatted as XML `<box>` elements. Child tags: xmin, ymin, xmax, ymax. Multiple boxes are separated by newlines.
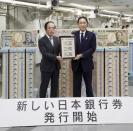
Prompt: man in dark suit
<box><xmin>38</xmin><ymin>21</ymin><xmax>62</xmax><ymax>98</ymax></box>
<box><xmin>71</xmin><ymin>16</ymin><xmax>96</xmax><ymax>97</ymax></box>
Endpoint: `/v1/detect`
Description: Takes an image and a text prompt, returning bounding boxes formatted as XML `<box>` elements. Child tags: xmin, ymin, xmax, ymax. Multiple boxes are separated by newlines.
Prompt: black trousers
<box><xmin>39</xmin><ymin>69</ymin><xmax>59</xmax><ymax>98</ymax></box>
<box><xmin>73</xmin><ymin>67</ymin><xmax>93</xmax><ymax>97</ymax></box>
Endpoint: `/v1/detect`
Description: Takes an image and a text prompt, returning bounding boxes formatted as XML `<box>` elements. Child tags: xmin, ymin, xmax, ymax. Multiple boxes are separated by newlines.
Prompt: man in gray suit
<box><xmin>38</xmin><ymin>21</ymin><xmax>62</xmax><ymax>98</ymax></box>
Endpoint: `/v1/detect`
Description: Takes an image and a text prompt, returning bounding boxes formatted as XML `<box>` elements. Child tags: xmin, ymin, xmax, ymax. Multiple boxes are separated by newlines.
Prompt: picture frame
<box><xmin>59</xmin><ymin>36</ymin><xmax>75</xmax><ymax>58</ymax></box>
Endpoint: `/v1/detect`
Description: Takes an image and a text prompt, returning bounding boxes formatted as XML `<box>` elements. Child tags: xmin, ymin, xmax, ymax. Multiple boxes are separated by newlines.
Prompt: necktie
<box><xmin>49</xmin><ymin>37</ymin><xmax>54</xmax><ymax>46</ymax></box>
<box><xmin>81</xmin><ymin>32</ymin><xmax>84</xmax><ymax>43</ymax></box>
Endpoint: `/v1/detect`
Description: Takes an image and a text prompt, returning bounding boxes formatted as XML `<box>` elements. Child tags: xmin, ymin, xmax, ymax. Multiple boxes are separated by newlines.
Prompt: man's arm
<box><xmin>38</xmin><ymin>39</ymin><xmax>56</xmax><ymax>62</ymax></box>
<box><xmin>82</xmin><ymin>33</ymin><xmax>96</xmax><ymax>58</ymax></box>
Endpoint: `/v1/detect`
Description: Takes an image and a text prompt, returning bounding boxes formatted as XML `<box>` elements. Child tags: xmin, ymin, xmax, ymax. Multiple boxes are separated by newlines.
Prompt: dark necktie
<box><xmin>81</xmin><ymin>32</ymin><xmax>84</xmax><ymax>44</ymax></box>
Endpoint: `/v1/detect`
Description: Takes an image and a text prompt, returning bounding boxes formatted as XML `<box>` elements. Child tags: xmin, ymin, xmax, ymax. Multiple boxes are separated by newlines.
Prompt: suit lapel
<box><xmin>53</xmin><ymin>36</ymin><xmax>56</xmax><ymax>47</ymax></box>
<box><xmin>80</xmin><ymin>31</ymin><xmax>91</xmax><ymax>48</ymax></box>
<box><xmin>85</xmin><ymin>31</ymin><xmax>91</xmax><ymax>41</ymax></box>
<box><xmin>53</xmin><ymin>36</ymin><xmax>58</xmax><ymax>52</ymax></box>
<box><xmin>44</xmin><ymin>35</ymin><xmax>54</xmax><ymax>49</ymax></box>
<box><xmin>76</xmin><ymin>31</ymin><xmax>80</xmax><ymax>45</ymax></box>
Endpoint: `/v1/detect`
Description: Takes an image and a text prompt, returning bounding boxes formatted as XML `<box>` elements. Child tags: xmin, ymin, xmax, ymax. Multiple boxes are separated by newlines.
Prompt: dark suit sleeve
<box><xmin>82</xmin><ymin>33</ymin><xmax>96</xmax><ymax>58</ymax></box>
<box><xmin>38</xmin><ymin>39</ymin><xmax>56</xmax><ymax>62</ymax></box>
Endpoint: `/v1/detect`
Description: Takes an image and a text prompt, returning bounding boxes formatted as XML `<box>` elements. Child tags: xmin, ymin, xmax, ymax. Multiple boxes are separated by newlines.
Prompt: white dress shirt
<box><xmin>80</xmin><ymin>31</ymin><xmax>86</xmax><ymax>42</ymax></box>
<box><xmin>46</xmin><ymin>34</ymin><xmax>54</xmax><ymax>46</ymax></box>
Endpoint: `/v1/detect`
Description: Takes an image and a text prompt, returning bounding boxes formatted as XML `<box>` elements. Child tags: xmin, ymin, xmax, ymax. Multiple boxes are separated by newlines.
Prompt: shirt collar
<box><xmin>46</xmin><ymin>33</ymin><xmax>53</xmax><ymax>39</ymax></box>
<box><xmin>80</xmin><ymin>30</ymin><xmax>86</xmax><ymax>34</ymax></box>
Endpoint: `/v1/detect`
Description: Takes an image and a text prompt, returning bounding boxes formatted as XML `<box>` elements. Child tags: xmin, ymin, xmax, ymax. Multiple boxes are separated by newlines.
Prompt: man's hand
<box><xmin>74</xmin><ymin>54</ymin><xmax>83</xmax><ymax>60</ymax></box>
<box><xmin>56</xmin><ymin>56</ymin><xmax>62</xmax><ymax>61</ymax></box>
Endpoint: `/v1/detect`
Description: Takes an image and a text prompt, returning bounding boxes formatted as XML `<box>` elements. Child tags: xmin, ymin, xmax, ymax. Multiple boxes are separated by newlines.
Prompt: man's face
<box><xmin>116</xmin><ymin>32</ymin><xmax>122</xmax><ymax>41</ymax></box>
<box><xmin>25</xmin><ymin>33</ymin><xmax>32</xmax><ymax>42</ymax></box>
<box><xmin>78</xmin><ymin>18</ymin><xmax>88</xmax><ymax>32</ymax></box>
<box><xmin>46</xmin><ymin>23</ymin><xmax>55</xmax><ymax>37</ymax></box>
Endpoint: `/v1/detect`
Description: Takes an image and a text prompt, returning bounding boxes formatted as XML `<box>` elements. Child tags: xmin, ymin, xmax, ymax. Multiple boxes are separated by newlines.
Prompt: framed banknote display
<box><xmin>59</xmin><ymin>36</ymin><xmax>75</xmax><ymax>58</ymax></box>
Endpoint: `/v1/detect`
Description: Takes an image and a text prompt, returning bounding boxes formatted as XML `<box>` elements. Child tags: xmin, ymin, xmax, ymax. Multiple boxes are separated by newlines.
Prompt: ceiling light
<box><xmin>98</xmin><ymin>14</ymin><xmax>119</xmax><ymax>18</ymax></box>
<box><xmin>59</xmin><ymin>0</ymin><xmax>65</xmax><ymax>3</ymax></box>
<box><xmin>69</xmin><ymin>3</ymin><xmax>95</xmax><ymax>10</ymax></box>
<box><xmin>89</xmin><ymin>11</ymin><xmax>96</xmax><ymax>18</ymax></box>
<box><xmin>82</xmin><ymin>11</ymin><xmax>92</xmax><ymax>15</ymax></box>
<box><xmin>54</xmin><ymin>7</ymin><xmax>75</xmax><ymax>13</ymax></box>
<box><xmin>75</xmin><ymin>9</ymin><xmax>82</xmax><ymax>16</ymax></box>
<box><xmin>124</xmin><ymin>14</ymin><xmax>133</xmax><ymax>17</ymax></box>
<box><xmin>0</xmin><ymin>0</ymin><xmax>50</xmax><ymax>9</ymax></box>
<box><xmin>102</xmin><ymin>10</ymin><xmax>120</xmax><ymax>15</ymax></box>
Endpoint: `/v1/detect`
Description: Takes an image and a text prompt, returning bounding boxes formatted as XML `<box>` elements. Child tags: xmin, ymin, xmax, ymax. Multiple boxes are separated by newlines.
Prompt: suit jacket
<box><xmin>72</xmin><ymin>30</ymin><xmax>96</xmax><ymax>72</ymax></box>
<box><xmin>38</xmin><ymin>35</ymin><xmax>61</xmax><ymax>72</ymax></box>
